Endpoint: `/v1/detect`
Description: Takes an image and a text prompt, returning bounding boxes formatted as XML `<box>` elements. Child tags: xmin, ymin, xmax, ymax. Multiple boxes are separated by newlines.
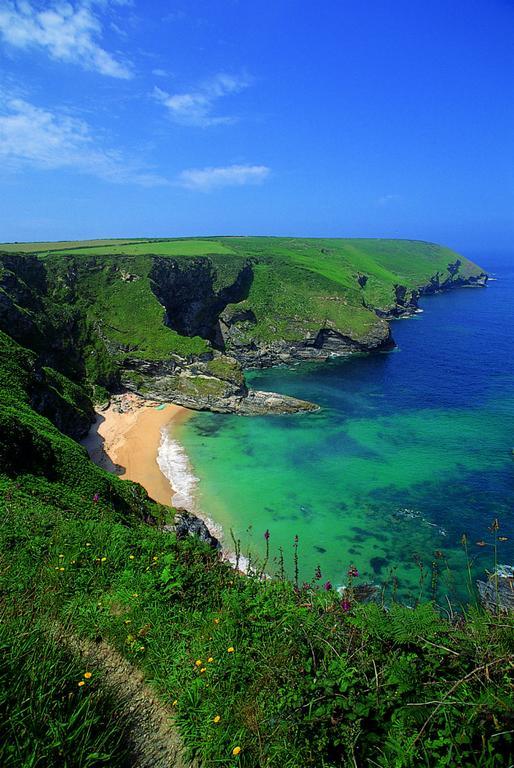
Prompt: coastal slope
<box><xmin>0</xmin><ymin>237</ymin><xmax>486</xmax><ymax>415</ymax></box>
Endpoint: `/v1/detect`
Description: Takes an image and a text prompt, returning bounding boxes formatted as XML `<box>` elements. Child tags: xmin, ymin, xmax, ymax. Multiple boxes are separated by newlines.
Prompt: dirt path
<box><xmin>71</xmin><ymin>635</ymin><xmax>193</xmax><ymax>768</ymax></box>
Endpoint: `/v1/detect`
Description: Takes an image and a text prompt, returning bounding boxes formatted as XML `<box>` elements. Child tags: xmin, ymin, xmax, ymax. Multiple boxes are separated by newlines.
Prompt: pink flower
<box><xmin>347</xmin><ymin>566</ymin><xmax>359</xmax><ymax>578</ymax></box>
<box><xmin>93</xmin><ymin>493</ymin><xmax>99</xmax><ymax>503</ymax></box>
<box><xmin>323</xmin><ymin>581</ymin><xmax>332</xmax><ymax>591</ymax></box>
<box><xmin>264</xmin><ymin>529</ymin><xmax>270</xmax><ymax>541</ymax></box>
<box><xmin>341</xmin><ymin>599</ymin><xmax>351</xmax><ymax>612</ymax></box>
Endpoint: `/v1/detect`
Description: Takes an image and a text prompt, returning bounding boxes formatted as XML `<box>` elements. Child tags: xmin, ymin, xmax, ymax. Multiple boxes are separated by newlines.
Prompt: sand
<box><xmin>83</xmin><ymin>394</ymin><xmax>191</xmax><ymax>507</ymax></box>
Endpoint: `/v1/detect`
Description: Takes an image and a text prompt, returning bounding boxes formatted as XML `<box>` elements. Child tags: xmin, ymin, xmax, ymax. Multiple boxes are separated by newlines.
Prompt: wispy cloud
<box><xmin>0</xmin><ymin>1</ymin><xmax>132</xmax><ymax>78</ymax></box>
<box><xmin>0</xmin><ymin>96</ymin><xmax>166</xmax><ymax>186</ymax></box>
<box><xmin>153</xmin><ymin>73</ymin><xmax>251</xmax><ymax>127</ymax></box>
<box><xmin>178</xmin><ymin>164</ymin><xmax>270</xmax><ymax>191</ymax></box>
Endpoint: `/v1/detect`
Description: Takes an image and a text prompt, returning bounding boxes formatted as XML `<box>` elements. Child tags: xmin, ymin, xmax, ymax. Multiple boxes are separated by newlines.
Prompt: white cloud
<box><xmin>178</xmin><ymin>164</ymin><xmax>270</xmax><ymax>191</ymax></box>
<box><xmin>0</xmin><ymin>96</ymin><xmax>166</xmax><ymax>186</ymax></box>
<box><xmin>0</xmin><ymin>1</ymin><xmax>132</xmax><ymax>78</ymax></box>
<box><xmin>153</xmin><ymin>73</ymin><xmax>251</xmax><ymax>127</ymax></box>
<box><xmin>152</xmin><ymin>68</ymin><xmax>168</xmax><ymax>77</ymax></box>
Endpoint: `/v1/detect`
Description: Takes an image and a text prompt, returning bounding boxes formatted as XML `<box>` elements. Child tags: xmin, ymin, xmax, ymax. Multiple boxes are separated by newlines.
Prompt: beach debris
<box><xmin>477</xmin><ymin>565</ymin><xmax>514</xmax><ymax>614</ymax></box>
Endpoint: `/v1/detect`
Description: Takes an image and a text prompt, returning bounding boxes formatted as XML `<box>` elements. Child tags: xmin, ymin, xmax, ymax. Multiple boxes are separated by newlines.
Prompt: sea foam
<box><xmin>157</xmin><ymin>428</ymin><xmax>199</xmax><ymax>511</ymax></box>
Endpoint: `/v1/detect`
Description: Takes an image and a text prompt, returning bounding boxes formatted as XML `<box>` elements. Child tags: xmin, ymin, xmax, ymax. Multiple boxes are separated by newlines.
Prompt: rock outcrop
<box><xmin>164</xmin><ymin>510</ymin><xmax>221</xmax><ymax>550</ymax></box>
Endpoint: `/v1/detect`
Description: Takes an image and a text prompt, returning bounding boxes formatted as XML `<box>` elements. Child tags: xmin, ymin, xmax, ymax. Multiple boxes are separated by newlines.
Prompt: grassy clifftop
<box><xmin>0</xmin><ymin>237</ymin><xmax>485</xmax><ymax>407</ymax></box>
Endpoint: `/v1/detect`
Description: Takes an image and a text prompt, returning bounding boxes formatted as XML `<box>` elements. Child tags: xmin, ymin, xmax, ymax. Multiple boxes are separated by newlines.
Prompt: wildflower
<box><xmin>139</xmin><ymin>646</ymin><xmax>145</xmax><ymax>651</ymax></box>
<box><xmin>78</xmin><ymin>680</ymin><xmax>85</xmax><ymax>687</ymax></box>
<box><xmin>200</xmin><ymin>667</ymin><xmax>206</xmax><ymax>673</ymax></box>
<box><xmin>195</xmin><ymin>659</ymin><xmax>202</xmax><ymax>667</ymax></box>
<box><xmin>153</xmin><ymin>556</ymin><xmax>158</xmax><ymax>561</ymax></box>
<box><xmin>341</xmin><ymin>599</ymin><xmax>351</xmax><ymax>612</ymax></box>
<box><xmin>86</xmin><ymin>542</ymin><xmax>91</xmax><ymax>547</ymax></box>
<box><xmin>264</xmin><ymin>529</ymin><xmax>270</xmax><ymax>541</ymax></box>
<box><xmin>172</xmin><ymin>699</ymin><xmax>178</xmax><ymax>706</ymax></box>
<box><xmin>498</xmin><ymin>536</ymin><xmax>509</xmax><ymax>542</ymax></box>
<box><xmin>59</xmin><ymin>554</ymin><xmax>64</xmax><ymax>559</ymax></box>
<box><xmin>323</xmin><ymin>581</ymin><xmax>332</xmax><ymax>591</ymax></box>
<box><xmin>227</xmin><ymin>646</ymin><xmax>234</xmax><ymax>653</ymax></box>
<box><xmin>124</xmin><ymin>619</ymin><xmax>132</xmax><ymax>624</ymax></box>
<box><xmin>101</xmin><ymin>557</ymin><xmax>107</xmax><ymax>562</ymax></box>
<box><xmin>213</xmin><ymin>618</ymin><xmax>220</xmax><ymax>624</ymax></box>
<box><xmin>207</xmin><ymin>657</ymin><xmax>214</xmax><ymax>663</ymax></box>
<box><xmin>59</xmin><ymin>567</ymin><xmax>65</xmax><ymax>572</ymax></box>
<box><xmin>132</xmin><ymin>593</ymin><xmax>139</xmax><ymax>597</ymax></box>
<box><xmin>71</xmin><ymin>559</ymin><xmax>76</xmax><ymax>564</ymax></box>
<box><xmin>490</xmin><ymin>518</ymin><xmax>500</xmax><ymax>532</ymax></box>
<box><xmin>232</xmin><ymin>746</ymin><xmax>241</xmax><ymax>756</ymax></box>
<box><xmin>84</xmin><ymin>672</ymin><xmax>92</xmax><ymax>679</ymax></box>
<box><xmin>213</xmin><ymin>715</ymin><xmax>221</xmax><ymax>723</ymax></box>
<box><xmin>129</xmin><ymin>555</ymin><xmax>135</xmax><ymax>560</ymax></box>
<box><xmin>347</xmin><ymin>566</ymin><xmax>359</xmax><ymax>578</ymax></box>
<box><xmin>93</xmin><ymin>493</ymin><xmax>99</xmax><ymax>503</ymax></box>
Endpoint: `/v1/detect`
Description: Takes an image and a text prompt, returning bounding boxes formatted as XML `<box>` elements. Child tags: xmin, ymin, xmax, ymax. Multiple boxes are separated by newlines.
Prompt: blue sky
<box><xmin>0</xmin><ymin>0</ymin><xmax>513</xmax><ymax>251</ymax></box>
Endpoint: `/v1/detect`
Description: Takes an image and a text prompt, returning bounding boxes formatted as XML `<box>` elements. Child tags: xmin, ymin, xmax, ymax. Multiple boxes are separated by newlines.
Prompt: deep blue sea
<box><xmin>173</xmin><ymin>252</ymin><xmax>514</xmax><ymax>602</ymax></box>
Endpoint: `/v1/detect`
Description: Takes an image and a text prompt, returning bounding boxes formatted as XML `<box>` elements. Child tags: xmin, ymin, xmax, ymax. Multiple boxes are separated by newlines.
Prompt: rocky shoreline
<box><xmin>119</xmin><ymin>265</ymin><xmax>487</xmax><ymax>416</ymax></box>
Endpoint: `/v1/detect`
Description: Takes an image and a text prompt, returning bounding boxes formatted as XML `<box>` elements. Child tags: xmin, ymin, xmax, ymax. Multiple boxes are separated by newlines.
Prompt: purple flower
<box><xmin>341</xmin><ymin>599</ymin><xmax>351</xmax><ymax>612</ymax></box>
<box><xmin>347</xmin><ymin>566</ymin><xmax>359</xmax><ymax>578</ymax></box>
<box><xmin>264</xmin><ymin>529</ymin><xmax>270</xmax><ymax>541</ymax></box>
<box><xmin>93</xmin><ymin>493</ymin><xmax>99</xmax><ymax>503</ymax></box>
<box><xmin>323</xmin><ymin>580</ymin><xmax>332</xmax><ymax>591</ymax></box>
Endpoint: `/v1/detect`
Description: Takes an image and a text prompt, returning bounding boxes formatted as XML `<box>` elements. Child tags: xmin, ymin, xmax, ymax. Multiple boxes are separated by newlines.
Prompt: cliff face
<box><xmin>0</xmin><ymin>240</ymin><xmax>488</xmax><ymax>418</ymax></box>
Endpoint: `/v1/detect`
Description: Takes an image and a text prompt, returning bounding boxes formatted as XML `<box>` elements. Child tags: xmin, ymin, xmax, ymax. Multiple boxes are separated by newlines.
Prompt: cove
<box><xmin>173</xmin><ymin>251</ymin><xmax>514</xmax><ymax>603</ymax></box>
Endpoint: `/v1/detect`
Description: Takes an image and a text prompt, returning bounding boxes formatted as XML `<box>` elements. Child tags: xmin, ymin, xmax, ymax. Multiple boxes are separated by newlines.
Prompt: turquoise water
<box><xmin>174</xmin><ymin>252</ymin><xmax>514</xmax><ymax>602</ymax></box>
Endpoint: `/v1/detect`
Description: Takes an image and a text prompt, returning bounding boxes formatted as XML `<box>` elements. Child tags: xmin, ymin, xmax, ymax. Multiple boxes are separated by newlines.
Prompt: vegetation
<box><xmin>1</xmin><ymin>236</ymin><xmax>507</xmax><ymax>766</ymax></box>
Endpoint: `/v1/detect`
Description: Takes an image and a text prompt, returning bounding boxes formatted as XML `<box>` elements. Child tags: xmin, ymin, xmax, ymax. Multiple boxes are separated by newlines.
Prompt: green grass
<box><xmin>0</xmin><ymin>316</ymin><xmax>511</xmax><ymax>767</ymax></box>
<box><xmin>0</xmin><ymin>608</ymin><xmax>134</xmax><ymax>768</ymax></box>
<box><xmin>1</xmin><ymin>476</ymin><xmax>512</xmax><ymax>768</ymax></box>
<box><xmin>2</xmin><ymin>238</ymin><xmax>484</xmax><ymax>382</ymax></box>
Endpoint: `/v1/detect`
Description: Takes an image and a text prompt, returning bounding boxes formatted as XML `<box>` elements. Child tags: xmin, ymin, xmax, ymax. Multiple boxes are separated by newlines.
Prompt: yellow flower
<box><xmin>195</xmin><ymin>659</ymin><xmax>202</xmax><ymax>667</ymax></box>
<box><xmin>153</xmin><ymin>556</ymin><xmax>158</xmax><ymax>561</ymax></box>
<box><xmin>232</xmin><ymin>746</ymin><xmax>241</xmax><ymax>756</ymax></box>
<box><xmin>101</xmin><ymin>557</ymin><xmax>107</xmax><ymax>562</ymax></box>
<box><xmin>59</xmin><ymin>567</ymin><xmax>65</xmax><ymax>572</ymax></box>
<box><xmin>86</xmin><ymin>542</ymin><xmax>91</xmax><ymax>547</ymax></box>
<box><xmin>78</xmin><ymin>680</ymin><xmax>85</xmax><ymax>687</ymax></box>
<box><xmin>84</xmin><ymin>672</ymin><xmax>92</xmax><ymax>679</ymax></box>
<box><xmin>124</xmin><ymin>619</ymin><xmax>131</xmax><ymax>624</ymax></box>
<box><xmin>172</xmin><ymin>699</ymin><xmax>178</xmax><ymax>707</ymax></box>
<box><xmin>129</xmin><ymin>555</ymin><xmax>135</xmax><ymax>560</ymax></box>
<box><xmin>213</xmin><ymin>715</ymin><xmax>221</xmax><ymax>723</ymax></box>
<box><xmin>200</xmin><ymin>667</ymin><xmax>206</xmax><ymax>673</ymax></box>
<box><xmin>227</xmin><ymin>647</ymin><xmax>234</xmax><ymax>653</ymax></box>
<box><xmin>213</xmin><ymin>618</ymin><xmax>220</xmax><ymax>624</ymax></box>
<box><xmin>207</xmin><ymin>657</ymin><xmax>214</xmax><ymax>663</ymax></box>
<box><xmin>139</xmin><ymin>646</ymin><xmax>145</xmax><ymax>651</ymax></box>
<box><xmin>132</xmin><ymin>593</ymin><xmax>139</xmax><ymax>597</ymax></box>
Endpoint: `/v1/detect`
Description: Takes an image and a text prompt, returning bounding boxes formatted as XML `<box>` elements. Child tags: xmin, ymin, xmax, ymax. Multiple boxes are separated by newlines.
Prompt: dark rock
<box><xmin>165</xmin><ymin>510</ymin><xmax>221</xmax><ymax>550</ymax></box>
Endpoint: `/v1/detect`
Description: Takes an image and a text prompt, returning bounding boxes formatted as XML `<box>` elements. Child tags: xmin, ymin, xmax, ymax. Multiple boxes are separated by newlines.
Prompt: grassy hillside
<box><xmin>0</xmin><ymin>241</ymin><xmax>511</xmax><ymax>766</ymax></box>
<box><xmin>1</xmin><ymin>237</ymin><xmax>486</xmax><ymax>375</ymax></box>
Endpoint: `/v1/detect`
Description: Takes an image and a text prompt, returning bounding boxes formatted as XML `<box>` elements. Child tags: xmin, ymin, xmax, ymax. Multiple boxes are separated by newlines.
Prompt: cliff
<box><xmin>0</xmin><ymin>237</ymin><xmax>487</xmax><ymax>416</ymax></box>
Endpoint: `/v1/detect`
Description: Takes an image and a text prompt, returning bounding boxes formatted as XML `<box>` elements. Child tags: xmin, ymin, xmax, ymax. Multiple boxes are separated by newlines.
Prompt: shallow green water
<box><xmin>170</xmin><ymin>252</ymin><xmax>514</xmax><ymax>602</ymax></box>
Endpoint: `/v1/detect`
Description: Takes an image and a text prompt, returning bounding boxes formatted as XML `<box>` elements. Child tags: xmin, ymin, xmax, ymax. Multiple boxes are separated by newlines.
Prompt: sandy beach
<box><xmin>83</xmin><ymin>394</ymin><xmax>191</xmax><ymax>506</ymax></box>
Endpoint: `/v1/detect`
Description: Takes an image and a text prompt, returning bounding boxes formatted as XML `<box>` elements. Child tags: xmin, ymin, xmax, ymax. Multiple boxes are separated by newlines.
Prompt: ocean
<box><xmin>160</xmin><ymin>251</ymin><xmax>514</xmax><ymax>603</ymax></box>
